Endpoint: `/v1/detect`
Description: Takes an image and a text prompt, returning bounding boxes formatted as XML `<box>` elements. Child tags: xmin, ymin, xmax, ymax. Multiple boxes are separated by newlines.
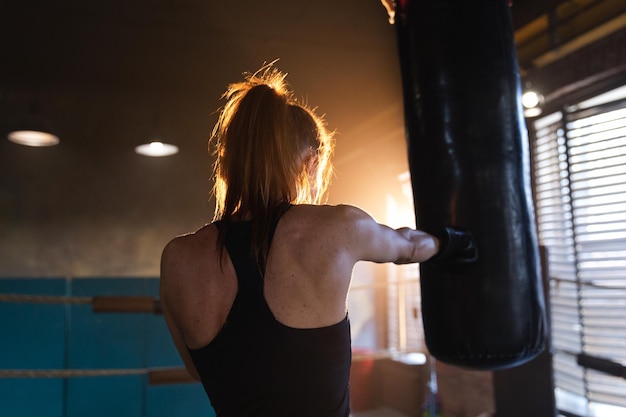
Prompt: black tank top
<box><xmin>187</xmin><ymin>217</ymin><xmax>352</xmax><ymax>417</ymax></box>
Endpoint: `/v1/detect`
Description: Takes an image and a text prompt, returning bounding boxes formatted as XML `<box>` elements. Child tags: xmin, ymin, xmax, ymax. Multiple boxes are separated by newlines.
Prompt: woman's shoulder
<box><xmin>161</xmin><ymin>224</ymin><xmax>219</xmax><ymax>269</ymax></box>
<box><xmin>290</xmin><ymin>204</ymin><xmax>375</xmax><ymax>229</ymax></box>
<box><xmin>284</xmin><ymin>204</ymin><xmax>375</xmax><ymax>237</ymax></box>
<box><xmin>165</xmin><ymin>223</ymin><xmax>217</xmax><ymax>247</ymax></box>
<box><xmin>289</xmin><ymin>203</ymin><xmax>370</xmax><ymax>221</ymax></box>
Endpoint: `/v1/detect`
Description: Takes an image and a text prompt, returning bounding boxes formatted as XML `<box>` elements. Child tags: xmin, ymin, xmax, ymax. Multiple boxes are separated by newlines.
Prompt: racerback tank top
<box><xmin>187</xmin><ymin>215</ymin><xmax>352</xmax><ymax>417</ymax></box>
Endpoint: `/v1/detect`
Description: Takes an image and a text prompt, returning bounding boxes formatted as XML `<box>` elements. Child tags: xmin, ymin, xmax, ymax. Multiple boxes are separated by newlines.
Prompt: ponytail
<box><xmin>210</xmin><ymin>64</ymin><xmax>334</xmax><ymax>263</ymax></box>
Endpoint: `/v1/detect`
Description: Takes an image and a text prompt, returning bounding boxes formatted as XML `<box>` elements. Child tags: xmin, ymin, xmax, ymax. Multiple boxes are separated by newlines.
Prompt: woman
<box><xmin>160</xmin><ymin>65</ymin><xmax>440</xmax><ymax>417</ymax></box>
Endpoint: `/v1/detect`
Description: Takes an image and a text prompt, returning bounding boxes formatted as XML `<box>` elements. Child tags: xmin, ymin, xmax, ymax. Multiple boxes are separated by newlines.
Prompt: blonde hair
<box><xmin>210</xmin><ymin>64</ymin><xmax>335</xmax><ymax>262</ymax></box>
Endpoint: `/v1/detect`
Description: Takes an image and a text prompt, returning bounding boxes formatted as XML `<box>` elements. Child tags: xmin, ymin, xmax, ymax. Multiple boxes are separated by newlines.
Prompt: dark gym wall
<box><xmin>0</xmin><ymin>0</ymin><xmax>406</xmax><ymax>277</ymax></box>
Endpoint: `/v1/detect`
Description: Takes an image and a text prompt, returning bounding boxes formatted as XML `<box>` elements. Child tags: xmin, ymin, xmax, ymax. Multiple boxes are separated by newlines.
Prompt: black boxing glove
<box><xmin>428</xmin><ymin>226</ymin><xmax>478</xmax><ymax>264</ymax></box>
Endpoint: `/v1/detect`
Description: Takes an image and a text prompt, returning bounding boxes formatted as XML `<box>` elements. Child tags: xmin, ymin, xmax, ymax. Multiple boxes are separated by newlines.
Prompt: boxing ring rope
<box><xmin>0</xmin><ymin>293</ymin><xmax>174</xmax><ymax>383</ymax></box>
<box><xmin>0</xmin><ymin>291</ymin><xmax>427</xmax><ymax>385</ymax></box>
<box><xmin>0</xmin><ymin>278</ymin><xmax>421</xmax><ymax>311</ymax></box>
<box><xmin>0</xmin><ymin>294</ymin><xmax>92</xmax><ymax>305</ymax></box>
<box><xmin>0</xmin><ymin>368</ymin><xmax>147</xmax><ymax>378</ymax></box>
<box><xmin>0</xmin><ymin>367</ymin><xmax>197</xmax><ymax>385</ymax></box>
<box><xmin>0</xmin><ymin>293</ymin><xmax>162</xmax><ymax>314</ymax></box>
<box><xmin>0</xmin><ymin>349</ymin><xmax>425</xmax><ymax>384</ymax></box>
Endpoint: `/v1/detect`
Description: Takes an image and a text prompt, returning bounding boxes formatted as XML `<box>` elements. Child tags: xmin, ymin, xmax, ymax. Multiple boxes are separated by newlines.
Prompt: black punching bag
<box><xmin>395</xmin><ymin>0</ymin><xmax>547</xmax><ymax>370</ymax></box>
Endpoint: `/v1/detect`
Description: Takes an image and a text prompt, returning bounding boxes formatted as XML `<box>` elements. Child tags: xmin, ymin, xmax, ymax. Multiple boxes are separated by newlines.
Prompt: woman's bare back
<box><xmin>160</xmin><ymin>204</ymin><xmax>437</xmax><ymax>378</ymax></box>
<box><xmin>163</xmin><ymin>205</ymin><xmax>355</xmax><ymax>351</ymax></box>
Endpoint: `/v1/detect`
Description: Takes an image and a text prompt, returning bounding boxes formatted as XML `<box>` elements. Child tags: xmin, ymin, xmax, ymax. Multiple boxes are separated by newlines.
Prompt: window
<box><xmin>385</xmin><ymin>171</ymin><xmax>425</xmax><ymax>355</ymax></box>
<box><xmin>531</xmin><ymin>85</ymin><xmax>626</xmax><ymax>417</ymax></box>
<box><xmin>347</xmin><ymin>172</ymin><xmax>426</xmax><ymax>363</ymax></box>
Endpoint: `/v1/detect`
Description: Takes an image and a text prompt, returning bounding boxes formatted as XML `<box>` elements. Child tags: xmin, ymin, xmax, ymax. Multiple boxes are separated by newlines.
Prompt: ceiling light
<box><xmin>522</xmin><ymin>89</ymin><xmax>544</xmax><ymax>118</ymax></box>
<box><xmin>135</xmin><ymin>141</ymin><xmax>179</xmax><ymax>157</ymax></box>
<box><xmin>7</xmin><ymin>100</ymin><xmax>60</xmax><ymax>146</ymax></box>
<box><xmin>522</xmin><ymin>91</ymin><xmax>542</xmax><ymax>108</ymax></box>
<box><xmin>8</xmin><ymin>130</ymin><xmax>60</xmax><ymax>147</ymax></box>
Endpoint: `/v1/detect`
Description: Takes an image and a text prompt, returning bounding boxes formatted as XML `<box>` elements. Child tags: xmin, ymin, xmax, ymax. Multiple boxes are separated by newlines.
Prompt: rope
<box><xmin>1</xmin><ymin>350</ymin><xmax>428</xmax><ymax>380</ymax></box>
<box><xmin>0</xmin><ymin>368</ymin><xmax>148</xmax><ymax>378</ymax></box>
<box><xmin>0</xmin><ymin>294</ymin><xmax>92</xmax><ymax>305</ymax></box>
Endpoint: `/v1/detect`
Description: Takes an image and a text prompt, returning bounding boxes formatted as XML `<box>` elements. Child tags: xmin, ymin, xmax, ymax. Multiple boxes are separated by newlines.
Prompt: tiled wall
<box><xmin>0</xmin><ymin>277</ymin><xmax>214</xmax><ymax>417</ymax></box>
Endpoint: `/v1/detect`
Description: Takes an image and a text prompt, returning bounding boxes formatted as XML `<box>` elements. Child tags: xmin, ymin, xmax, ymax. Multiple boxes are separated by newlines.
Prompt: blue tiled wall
<box><xmin>0</xmin><ymin>278</ymin><xmax>214</xmax><ymax>417</ymax></box>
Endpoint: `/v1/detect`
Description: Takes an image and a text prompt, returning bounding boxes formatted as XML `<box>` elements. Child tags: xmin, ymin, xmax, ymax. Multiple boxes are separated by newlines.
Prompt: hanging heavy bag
<box><xmin>394</xmin><ymin>0</ymin><xmax>547</xmax><ymax>370</ymax></box>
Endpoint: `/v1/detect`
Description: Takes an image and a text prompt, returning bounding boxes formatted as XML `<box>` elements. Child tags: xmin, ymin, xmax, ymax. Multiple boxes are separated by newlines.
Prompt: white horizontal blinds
<box><xmin>550</xmin><ymin>281</ymin><xmax>585</xmax><ymax>397</ymax></box>
<box><xmin>582</xmin><ymin>286</ymin><xmax>626</xmax><ymax>410</ymax></box>
<box><xmin>567</xmin><ymin>100</ymin><xmax>626</xmax><ymax>410</ymax></box>
<box><xmin>533</xmin><ymin>112</ymin><xmax>578</xmax><ymax>282</ymax></box>
<box><xmin>567</xmin><ymin>105</ymin><xmax>626</xmax><ymax>286</ymax></box>
<box><xmin>532</xmin><ymin>111</ymin><xmax>586</xmax><ymax>402</ymax></box>
<box><xmin>531</xmin><ymin>85</ymin><xmax>626</xmax><ymax>415</ymax></box>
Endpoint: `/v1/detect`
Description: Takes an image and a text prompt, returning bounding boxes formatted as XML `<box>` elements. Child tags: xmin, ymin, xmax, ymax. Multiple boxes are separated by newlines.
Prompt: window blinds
<box><xmin>531</xmin><ymin>86</ymin><xmax>626</xmax><ymax>416</ymax></box>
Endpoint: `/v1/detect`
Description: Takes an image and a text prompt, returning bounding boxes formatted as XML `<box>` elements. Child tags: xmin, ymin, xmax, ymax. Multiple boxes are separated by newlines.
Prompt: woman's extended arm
<box><xmin>337</xmin><ymin>205</ymin><xmax>439</xmax><ymax>265</ymax></box>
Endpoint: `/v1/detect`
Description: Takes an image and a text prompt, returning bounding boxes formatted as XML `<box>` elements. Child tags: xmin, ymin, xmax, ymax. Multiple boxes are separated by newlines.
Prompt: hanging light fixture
<box><xmin>135</xmin><ymin>113</ymin><xmax>178</xmax><ymax>157</ymax></box>
<box><xmin>522</xmin><ymin>87</ymin><xmax>544</xmax><ymax>118</ymax></box>
<box><xmin>135</xmin><ymin>140</ymin><xmax>179</xmax><ymax>157</ymax></box>
<box><xmin>7</xmin><ymin>100</ymin><xmax>60</xmax><ymax>147</ymax></box>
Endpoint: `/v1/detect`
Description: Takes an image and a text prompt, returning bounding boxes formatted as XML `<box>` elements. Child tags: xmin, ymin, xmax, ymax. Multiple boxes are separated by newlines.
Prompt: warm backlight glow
<box><xmin>8</xmin><ymin>130</ymin><xmax>60</xmax><ymax>147</ymax></box>
<box><xmin>134</xmin><ymin>141</ymin><xmax>179</xmax><ymax>157</ymax></box>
